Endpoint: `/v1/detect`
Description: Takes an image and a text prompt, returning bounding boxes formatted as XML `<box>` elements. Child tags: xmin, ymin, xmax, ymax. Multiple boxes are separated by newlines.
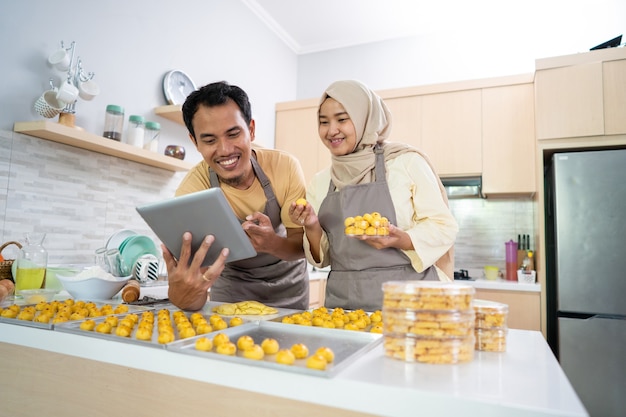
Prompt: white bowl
<box><xmin>57</xmin><ymin>273</ymin><xmax>131</xmax><ymax>300</ymax></box>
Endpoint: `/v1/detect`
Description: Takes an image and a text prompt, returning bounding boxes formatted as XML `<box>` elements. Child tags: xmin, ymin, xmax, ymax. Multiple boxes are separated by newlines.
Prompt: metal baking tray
<box><xmin>166</xmin><ymin>320</ymin><xmax>382</xmax><ymax>378</ymax></box>
<box><xmin>53</xmin><ymin>307</ymin><xmax>255</xmax><ymax>349</ymax></box>
<box><xmin>202</xmin><ymin>301</ymin><xmax>302</xmax><ymax>321</ymax></box>
<box><xmin>0</xmin><ymin>300</ymin><xmax>151</xmax><ymax>330</ymax></box>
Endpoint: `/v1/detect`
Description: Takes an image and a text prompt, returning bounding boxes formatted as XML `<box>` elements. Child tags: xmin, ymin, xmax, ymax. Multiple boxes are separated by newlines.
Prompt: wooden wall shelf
<box><xmin>13</xmin><ymin>120</ymin><xmax>193</xmax><ymax>172</ymax></box>
<box><xmin>154</xmin><ymin>104</ymin><xmax>184</xmax><ymax>126</ymax></box>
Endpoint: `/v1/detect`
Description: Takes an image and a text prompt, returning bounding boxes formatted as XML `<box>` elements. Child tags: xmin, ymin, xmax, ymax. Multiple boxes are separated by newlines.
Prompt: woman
<box><xmin>289</xmin><ymin>80</ymin><xmax>458</xmax><ymax>311</ymax></box>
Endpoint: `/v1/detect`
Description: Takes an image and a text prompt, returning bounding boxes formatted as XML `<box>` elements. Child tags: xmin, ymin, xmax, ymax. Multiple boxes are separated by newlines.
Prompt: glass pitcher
<box><xmin>15</xmin><ymin>233</ymin><xmax>48</xmax><ymax>295</ymax></box>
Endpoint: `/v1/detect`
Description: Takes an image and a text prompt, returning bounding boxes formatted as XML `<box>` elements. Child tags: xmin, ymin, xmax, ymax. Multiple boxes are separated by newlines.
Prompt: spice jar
<box><xmin>143</xmin><ymin>121</ymin><xmax>161</xmax><ymax>152</ymax></box>
<box><xmin>126</xmin><ymin>115</ymin><xmax>145</xmax><ymax>147</ymax></box>
<box><xmin>103</xmin><ymin>105</ymin><xmax>125</xmax><ymax>141</ymax></box>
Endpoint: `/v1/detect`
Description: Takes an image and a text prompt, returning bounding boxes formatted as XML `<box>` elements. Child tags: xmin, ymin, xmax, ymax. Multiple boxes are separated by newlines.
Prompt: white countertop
<box><xmin>0</xmin><ymin>321</ymin><xmax>586</xmax><ymax>417</ymax></box>
<box><xmin>455</xmin><ymin>278</ymin><xmax>541</xmax><ymax>292</ymax></box>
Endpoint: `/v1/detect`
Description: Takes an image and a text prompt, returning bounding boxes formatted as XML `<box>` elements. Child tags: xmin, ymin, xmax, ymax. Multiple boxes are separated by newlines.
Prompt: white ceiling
<box><xmin>243</xmin><ymin>0</ymin><xmax>474</xmax><ymax>54</ymax></box>
<box><xmin>243</xmin><ymin>0</ymin><xmax>625</xmax><ymax>55</ymax></box>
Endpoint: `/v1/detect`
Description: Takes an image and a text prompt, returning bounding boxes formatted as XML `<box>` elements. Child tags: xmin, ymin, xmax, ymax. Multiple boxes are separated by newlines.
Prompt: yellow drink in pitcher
<box><xmin>15</xmin><ymin>267</ymin><xmax>46</xmax><ymax>294</ymax></box>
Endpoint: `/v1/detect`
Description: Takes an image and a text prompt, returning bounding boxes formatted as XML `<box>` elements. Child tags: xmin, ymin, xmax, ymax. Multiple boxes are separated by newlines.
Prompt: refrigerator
<box><xmin>545</xmin><ymin>148</ymin><xmax>626</xmax><ymax>417</ymax></box>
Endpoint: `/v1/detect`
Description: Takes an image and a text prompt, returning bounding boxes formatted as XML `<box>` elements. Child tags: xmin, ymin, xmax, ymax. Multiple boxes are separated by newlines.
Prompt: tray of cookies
<box><xmin>272</xmin><ymin>306</ymin><xmax>384</xmax><ymax>333</ymax></box>
<box><xmin>0</xmin><ymin>299</ymin><xmax>149</xmax><ymax>330</ymax></box>
<box><xmin>166</xmin><ymin>320</ymin><xmax>382</xmax><ymax>378</ymax></box>
<box><xmin>54</xmin><ymin>306</ymin><xmax>255</xmax><ymax>348</ymax></box>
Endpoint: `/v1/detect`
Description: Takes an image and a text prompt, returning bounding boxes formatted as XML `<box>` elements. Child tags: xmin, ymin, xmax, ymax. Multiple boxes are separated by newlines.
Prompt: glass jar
<box><xmin>15</xmin><ymin>233</ymin><xmax>48</xmax><ymax>294</ymax></box>
<box><xmin>143</xmin><ymin>121</ymin><xmax>161</xmax><ymax>152</ymax></box>
<box><xmin>103</xmin><ymin>104</ymin><xmax>125</xmax><ymax>141</ymax></box>
<box><xmin>126</xmin><ymin>115</ymin><xmax>145</xmax><ymax>147</ymax></box>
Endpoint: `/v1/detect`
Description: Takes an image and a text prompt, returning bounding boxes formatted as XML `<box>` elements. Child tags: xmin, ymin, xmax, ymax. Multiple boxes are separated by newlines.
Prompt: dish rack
<box><xmin>0</xmin><ymin>241</ymin><xmax>22</xmax><ymax>281</ymax></box>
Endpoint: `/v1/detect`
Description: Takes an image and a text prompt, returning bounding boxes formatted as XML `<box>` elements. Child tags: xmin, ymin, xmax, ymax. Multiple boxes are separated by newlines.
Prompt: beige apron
<box><xmin>208</xmin><ymin>157</ymin><xmax>309</xmax><ymax>309</ymax></box>
<box><xmin>318</xmin><ymin>144</ymin><xmax>438</xmax><ymax>311</ymax></box>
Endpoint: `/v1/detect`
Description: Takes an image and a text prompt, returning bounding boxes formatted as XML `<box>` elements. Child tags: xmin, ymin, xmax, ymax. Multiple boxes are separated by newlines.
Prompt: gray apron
<box><xmin>318</xmin><ymin>144</ymin><xmax>438</xmax><ymax>311</ymax></box>
<box><xmin>207</xmin><ymin>157</ymin><xmax>309</xmax><ymax>309</ymax></box>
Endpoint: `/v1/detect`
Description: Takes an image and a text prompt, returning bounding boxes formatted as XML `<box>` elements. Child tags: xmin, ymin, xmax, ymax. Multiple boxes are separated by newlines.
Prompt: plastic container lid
<box><xmin>105</xmin><ymin>104</ymin><xmax>124</xmax><ymax>114</ymax></box>
<box><xmin>128</xmin><ymin>115</ymin><xmax>145</xmax><ymax>123</ymax></box>
<box><xmin>382</xmin><ymin>281</ymin><xmax>475</xmax><ymax>295</ymax></box>
<box><xmin>145</xmin><ymin>121</ymin><xmax>161</xmax><ymax>130</ymax></box>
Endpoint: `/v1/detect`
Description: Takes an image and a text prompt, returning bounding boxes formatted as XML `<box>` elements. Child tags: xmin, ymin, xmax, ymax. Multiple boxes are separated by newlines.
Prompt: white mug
<box><xmin>47</xmin><ymin>49</ymin><xmax>70</xmax><ymax>71</ymax></box>
<box><xmin>133</xmin><ymin>254</ymin><xmax>160</xmax><ymax>283</ymax></box>
<box><xmin>78</xmin><ymin>79</ymin><xmax>100</xmax><ymax>101</ymax></box>
<box><xmin>34</xmin><ymin>89</ymin><xmax>65</xmax><ymax>118</ymax></box>
<box><xmin>56</xmin><ymin>81</ymin><xmax>79</xmax><ymax>104</ymax></box>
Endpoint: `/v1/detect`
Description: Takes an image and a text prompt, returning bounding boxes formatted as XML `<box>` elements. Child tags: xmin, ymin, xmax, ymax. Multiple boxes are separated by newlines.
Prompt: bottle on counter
<box><xmin>125</xmin><ymin>115</ymin><xmax>145</xmax><ymax>147</ymax></box>
<box><xmin>15</xmin><ymin>233</ymin><xmax>48</xmax><ymax>294</ymax></box>
<box><xmin>143</xmin><ymin>121</ymin><xmax>160</xmax><ymax>152</ymax></box>
<box><xmin>102</xmin><ymin>105</ymin><xmax>125</xmax><ymax>141</ymax></box>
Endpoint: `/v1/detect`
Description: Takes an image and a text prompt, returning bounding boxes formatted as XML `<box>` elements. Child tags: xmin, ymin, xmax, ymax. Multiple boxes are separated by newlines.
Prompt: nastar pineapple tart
<box><xmin>344</xmin><ymin>212</ymin><xmax>390</xmax><ymax>236</ymax></box>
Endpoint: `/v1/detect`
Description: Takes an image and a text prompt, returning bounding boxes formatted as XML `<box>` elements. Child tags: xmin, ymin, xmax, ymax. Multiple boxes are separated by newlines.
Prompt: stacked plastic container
<box><xmin>382</xmin><ymin>281</ymin><xmax>475</xmax><ymax>364</ymax></box>
<box><xmin>473</xmin><ymin>299</ymin><xmax>509</xmax><ymax>352</ymax></box>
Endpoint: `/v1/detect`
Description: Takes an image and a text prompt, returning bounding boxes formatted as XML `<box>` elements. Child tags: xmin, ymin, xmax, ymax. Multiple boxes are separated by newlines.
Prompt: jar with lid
<box><xmin>15</xmin><ymin>233</ymin><xmax>48</xmax><ymax>294</ymax></box>
<box><xmin>103</xmin><ymin>105</ymin><xmax>125</xmax><ymax>141</ymax></box>
<box><xmin>126</xmin><ymin>115</ymin><xmax>145</xmax><ymax>147</ymax></box>
<box><xmin>143</xmin><ymin>121</ymin><xmax>161</xmax><ymax>152</ymax></box>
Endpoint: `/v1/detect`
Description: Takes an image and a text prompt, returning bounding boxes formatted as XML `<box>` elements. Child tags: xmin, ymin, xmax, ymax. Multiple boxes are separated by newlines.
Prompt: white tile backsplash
<box><xmin>0</xmin><ymin>130</ymin><xmax>185</xmax><ymax>264</ymax></box>
<box><xmin>0</xmin><ymin>129</ymin><xmax>536</xmax><ymax>270</ymax></box>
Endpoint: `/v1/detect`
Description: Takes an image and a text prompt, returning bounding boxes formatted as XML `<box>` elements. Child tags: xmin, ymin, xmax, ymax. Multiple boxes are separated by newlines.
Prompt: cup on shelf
<box><xmin>56</xmin><ymin>81</ymin><xmax>79</xmax><ymax>104</ymax></box>
<box><xmin>47</xmin><ymin>48</ymin><xmax>70</xmax><ymax>71</ymax></box>
<box><xmin>34</xmin><ymin>88</ymin><xmax>66</xmax><ymax>118</ymax></box>
<box><xmin>78</xmin><ymin>79</ymin><xmax>100</xmax><ymax>101</ymax></box>
<box><xmin>164</xmin><ymin>145</ymin><xmax>186</xmax><ymax>160</ymax></box>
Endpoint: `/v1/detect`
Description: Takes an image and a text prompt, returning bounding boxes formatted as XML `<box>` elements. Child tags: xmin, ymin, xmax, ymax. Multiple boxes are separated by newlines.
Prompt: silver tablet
<box><xmin>136</xmin><ymin>188</ymin><xmax>257</xmax><ymax>266</ymax></box>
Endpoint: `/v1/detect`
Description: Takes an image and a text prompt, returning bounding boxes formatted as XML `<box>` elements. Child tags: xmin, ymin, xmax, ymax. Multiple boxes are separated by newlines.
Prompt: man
<box><xmin>163</xmin><ymin>81</ymin><xmax>309</xmax><ymax>310</ymax></box>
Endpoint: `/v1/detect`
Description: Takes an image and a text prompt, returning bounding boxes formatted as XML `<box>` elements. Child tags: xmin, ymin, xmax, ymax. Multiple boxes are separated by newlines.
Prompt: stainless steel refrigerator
<box><xmin>545</xmin><ymin>148</ymin><xmax>626</xmax><ymax>417</ymax></box>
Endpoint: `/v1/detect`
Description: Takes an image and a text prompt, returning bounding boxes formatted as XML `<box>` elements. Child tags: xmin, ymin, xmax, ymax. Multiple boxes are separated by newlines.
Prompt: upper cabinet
<box><xmin>274</xmin><ymin>99</ymin><xmax>329</xmax><ymax>185</ymax></box>
<box><xmin>482</xmin><ymin>83</ymin><xmax>536</xmax><ymax>195</ymax></box>
<box><xmin>535</xmin><ymin>47</ymin><xmax>626</xmax><ymax>140</ymax></box>
<box><xmin>420</xmin><ymin>90</ymin><xmax>482</xmax><ymax>177</ymax></box>
<box><xmin>275</xmin><ymin>74</ymin><xmax>536</xmax><ymax>196</ymax></box>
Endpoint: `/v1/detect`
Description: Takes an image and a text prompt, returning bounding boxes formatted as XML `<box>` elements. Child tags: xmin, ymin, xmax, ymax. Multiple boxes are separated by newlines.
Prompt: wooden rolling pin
<box><xmin>121</xmin><ymin>280</ymin><xmax>141</xmax><ymax>303</ymax></box>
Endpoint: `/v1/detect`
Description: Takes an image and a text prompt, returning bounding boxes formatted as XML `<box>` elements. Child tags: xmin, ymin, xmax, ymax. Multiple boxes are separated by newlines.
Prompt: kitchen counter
<box><xmin>0</xmin><ymin>321</ymin><xmax>587</xmax><ymax>417</ymax></box>
<box><xmin>456</xmin><ymin>278</ymin><xmax>541</xmax><ymax>292</ymax></box>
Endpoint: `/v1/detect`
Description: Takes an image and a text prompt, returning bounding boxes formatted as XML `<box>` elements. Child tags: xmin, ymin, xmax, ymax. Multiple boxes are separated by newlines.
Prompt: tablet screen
<box><xmin>136</xmin><ymin>188</ymin><xmax>257</xmax><ymax>267</ymax></box>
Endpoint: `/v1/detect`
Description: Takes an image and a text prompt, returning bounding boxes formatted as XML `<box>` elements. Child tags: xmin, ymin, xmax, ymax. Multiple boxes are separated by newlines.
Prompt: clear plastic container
<box><xmin>383</xmin><ymin>333</ymin><xmax>475</xmax><ymax>364</ymax></box>
<box><xmin>126</xmin><ymin>115</ymin><xmax>145</xmax><ymax>147</ymax></box>
<box><xmin>383</xmin><ymin>308</ymin><xmax>475</xmax><ymax>337</ymax></box>
<box><xmin>473</xmin><ymin>299</ymin><xmax>509</xmax><ymax>329</ymax></box>
<box><xmin>475</xmin><ymin>328</ymin><xmax>508</xmax><ymax>352</ymax></box>
<box><xmin>382</xmin><ymin>281</ymin><xmax>474</xmax><ymax>310</ymax></box>
<box><xmin>103</xmin><ymin>105</ymin><xmax>125</xmax><ymax>141</ymax></box>
<box><xmin>143</xmin><ymin>121</ymin><xmax>160</xmax><ymax>152</ymax></box>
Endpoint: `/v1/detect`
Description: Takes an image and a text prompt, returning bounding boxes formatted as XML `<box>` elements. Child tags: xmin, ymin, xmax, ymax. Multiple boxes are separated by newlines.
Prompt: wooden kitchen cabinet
<box><xmin>383</xmin><ymin>95</ymin><xmax>422</xmax><ymax>148</ymax></box>
<box><xmin>420</xmin><ymin>90</ymin><xmax>482</xmax><ymax>177</ymax></box>
<box><xmin>603</xmin><ymin>58</ymin><xmax>626</xmax><ymax>135</ymax></box>
<box><xmin>535</xmin><ymin>62</ymin><xmax>604</xmax><ymax>140</ymax></box>
<box><xmin>308</xmin><ymin>276</ymin><xmax>327</xmax><ymax>309</ymax></box>
<box><xmin>482</xmin><ymin>83</ymin><xmax>536</xmax><ymax>195</ymax></box>
<box><xmin>275</xmin><ymin>99</ymin><xmax>329</xmax><ymax>185</ymax></box>
<box><xmin>535</xmin><ymin>48</ymin><xmax>626</xmax><ymax>140</ymax></box>
<box><xmin>474</xmin><ymin>288</ymin><xmax>541</xmax><ymax>331</ymax></box>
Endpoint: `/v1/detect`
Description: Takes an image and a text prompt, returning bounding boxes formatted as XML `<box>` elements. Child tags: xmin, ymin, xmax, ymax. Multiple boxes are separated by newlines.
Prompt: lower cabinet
<box><xmin>308</xmin><ymin>276</ymin><xmax>327</xmax><ymax>309</ymax></box>
<box><xmin>474</xmin><ymin>288</ymin><xmax>541</xmax><ymax>331</ymax></box>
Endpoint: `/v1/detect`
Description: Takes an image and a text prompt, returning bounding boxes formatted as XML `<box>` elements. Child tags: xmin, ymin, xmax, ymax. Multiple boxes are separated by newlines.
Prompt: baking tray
<box><xmin>0</xmin><ymin>299</ymin><xmax>151</xmax><ymax>330</ymax></box>
<box><xmin>166</xmin><ymin>320</ymin><xmax>382</xmax><ymax>378</ymax></box>
<box><xmin>270</xmin><ymin>307</ymin><xmax>384</xmax><ymax>333</ymax></box>
<box><xmin>53</xmin><ymin>307</ymin><xmax>255</xmax><ymax>349</ymax></box>
<box><xmin>202</xmin><ymin>301</ymin><xmax>301</xmax><ymax>321</ymax></box>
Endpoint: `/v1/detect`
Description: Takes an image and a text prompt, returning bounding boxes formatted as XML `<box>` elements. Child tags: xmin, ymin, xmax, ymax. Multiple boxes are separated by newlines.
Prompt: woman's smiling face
<box><xmin>318</xmin><ymin>97</ymin><xmax>357</xmax><ymax>157</ymax></box>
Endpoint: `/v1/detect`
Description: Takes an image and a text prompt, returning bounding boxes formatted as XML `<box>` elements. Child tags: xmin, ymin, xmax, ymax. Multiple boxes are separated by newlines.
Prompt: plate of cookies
<box><xmin>344</xmin><ymin>212</ymin><xmax>390</xmax><ymax>237</ymax></box>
